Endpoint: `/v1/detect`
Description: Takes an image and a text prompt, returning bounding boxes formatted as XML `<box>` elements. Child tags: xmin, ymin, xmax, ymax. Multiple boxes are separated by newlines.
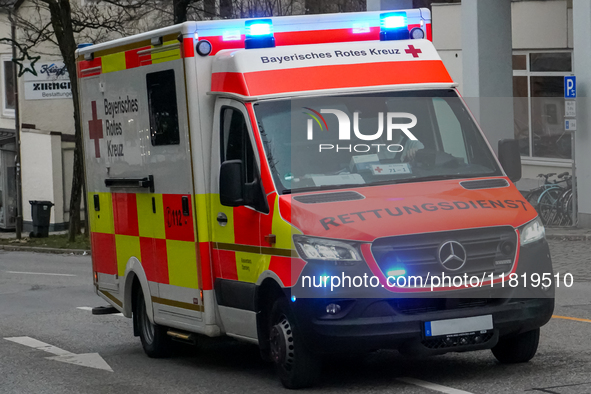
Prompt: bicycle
<box><xmin>527</xmin><ymin>172</ymin><xmax>572</xmax><ymax>226</ymax></box>
<box><xmin>524</xmin><ymin>173</ymin><xmax>560</xmax><ymax>209</ymax></box>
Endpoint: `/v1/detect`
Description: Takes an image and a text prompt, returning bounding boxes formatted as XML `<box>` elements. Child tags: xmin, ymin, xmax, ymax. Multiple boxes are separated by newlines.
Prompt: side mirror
<box><xmin>498</xmin><ymin>139</ymin><xmax>522</xmax><ymax>183</ymax></box>
<box><xmin>220</xmin><ymin>160</ymin><xmax>245</xmax><ymax>206</ymax></box>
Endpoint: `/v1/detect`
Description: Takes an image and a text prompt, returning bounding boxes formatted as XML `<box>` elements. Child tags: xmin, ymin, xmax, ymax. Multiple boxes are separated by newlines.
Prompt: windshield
<box><xmin>253</xmin><ymin>90</ymin><xmax>502</xmax><ymax>194</ymax></box>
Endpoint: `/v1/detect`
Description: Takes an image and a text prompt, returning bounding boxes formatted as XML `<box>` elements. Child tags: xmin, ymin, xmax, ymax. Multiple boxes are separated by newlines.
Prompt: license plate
<box><xmin>424</xmin><ymin>315</ymin><xmax>493</xmax><ymax>337</ymax></box>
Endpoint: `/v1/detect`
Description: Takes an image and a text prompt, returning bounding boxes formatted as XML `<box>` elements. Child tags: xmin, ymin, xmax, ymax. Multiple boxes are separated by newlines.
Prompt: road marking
<box><xmin>552</xmin><ymin>314</ymin><xmax>591</xmax><ymax>323</ymax></box>
<box><xmin>4</xmin><ymin>336</ymin><xmax>113</xmax><ymax>372</ymax></box>
<box><xmin>398</xmin><ymin>377</ymin><xmax>474</xmax><ymax>394</ymax></box>
<box><xmin>5</xmin><ymin>271</ymin><xmax>76</xmax><ymax>277</ymax></box>
<box><xmin>5</xmin><ymin>336</ymin><xmax>73</xmax><ymax>356</ymax></box>
<box><xmin>77</xmin><ymin>306</ymin><xmax>124</xmax><ymax>317</ymax></box>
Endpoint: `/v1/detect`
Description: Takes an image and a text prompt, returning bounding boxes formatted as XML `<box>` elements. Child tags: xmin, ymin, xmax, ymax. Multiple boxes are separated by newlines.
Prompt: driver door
<box><xmin>211</xmin><ymin>99</ymin><xmax>268</xmax><ymax>335</ymax></box>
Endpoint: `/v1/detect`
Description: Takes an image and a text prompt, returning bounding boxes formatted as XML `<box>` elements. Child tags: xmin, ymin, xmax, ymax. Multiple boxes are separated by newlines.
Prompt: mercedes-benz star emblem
<box><xmin>438</xmin><ymin>241</ymin><xmax>467</xmax><ymax>271</ymax></box>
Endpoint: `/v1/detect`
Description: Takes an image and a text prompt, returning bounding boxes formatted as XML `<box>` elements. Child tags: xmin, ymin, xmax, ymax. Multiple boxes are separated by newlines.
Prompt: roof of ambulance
<box><xmin>75</xmin><ymin>9</ymin><xmax>431</xmax><ymax>56</ymax></box>
<box><xmin>75</xmin><ymin>9</ymin><xmax>457</xmax><ymax>98</ymax></box>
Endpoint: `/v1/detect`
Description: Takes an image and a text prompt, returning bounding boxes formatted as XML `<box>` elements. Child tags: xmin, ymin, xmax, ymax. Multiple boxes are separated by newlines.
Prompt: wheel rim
<box><xmin>139</xmin><ymin>297</ymin><xmax>155</xmax><ymax>344</ymax></box>
<box><xmin>269</xmin><ymin>314</ymin><xmax>295</xmax><ymax>371</ymax></box>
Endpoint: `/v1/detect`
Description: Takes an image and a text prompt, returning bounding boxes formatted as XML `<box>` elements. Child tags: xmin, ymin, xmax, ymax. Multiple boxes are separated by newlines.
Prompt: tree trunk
<box><xmin>47</xmin><ymin>0</ymin><xmax>84</xmax><ymax>242</ymax></box>
<box><xmin>173</xmin><ymin>0</ymin><xmax>191</xmax><ymax>24</ymax></box>
<box><xmin>220</xmin><ymin>0</ymin><xmax>232</xmax><ymax>18</ymax></box>
<box><xmin>203</xmin><ymin>0</ymin><xmax>215</xmax><ymax>18</ymax></box>
<box><xmin>305</xmin><ymin>0</ymin><xmax>323</xmax><ymax>14</ymax></box>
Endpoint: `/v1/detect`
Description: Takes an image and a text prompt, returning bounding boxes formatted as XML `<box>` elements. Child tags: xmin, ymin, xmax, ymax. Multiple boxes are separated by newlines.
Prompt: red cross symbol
<box><xmin>88</xmin><ymin>101</ymin><xmax>103</xmax><ymax>158</ymax></box>
<box><xmin>405</xmin><ymin>45</ymin><xmax>422</xmax><ymax>58</ymax></box>
<box><xmin>375</xmin><ymin>166</ymin><xmax>383</xmax><ymax>173</ymax></box>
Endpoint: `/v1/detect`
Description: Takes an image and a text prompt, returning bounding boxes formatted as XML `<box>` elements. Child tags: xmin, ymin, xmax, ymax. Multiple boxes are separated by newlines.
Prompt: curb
<box><xmin>545</xmin><ymin>233</ymin><xmax>591</xmax><ymax>241</ymax></box>
<box><xmin>0</xmin><ymin>244</ymin><xmax>90</xmax><ymax>255</ymax></box>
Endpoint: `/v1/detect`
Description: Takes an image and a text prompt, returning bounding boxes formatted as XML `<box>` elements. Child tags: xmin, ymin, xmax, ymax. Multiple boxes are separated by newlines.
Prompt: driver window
<box><xmin>433</xmin><ymin>98</ymin><xmax>468</xmax><ymax>163</ymax></box>
<box><xmin>220</xmin><ymin>106</ymin><xmax>256</xmax><ymax>183</ymax></box>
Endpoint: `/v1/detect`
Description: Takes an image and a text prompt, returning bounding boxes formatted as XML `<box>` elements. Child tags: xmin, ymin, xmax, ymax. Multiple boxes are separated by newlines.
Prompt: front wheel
<box><xmin>269</xmin><ymin>297</ymin><xmax>321</xmax><ymax>389</ymax></box>
<box><xmin>135</xmin><ymin>289</ymin><xmax>171</xmax><ymax>358</ymax></box>
<box><xmin>491</xmin><ymin>328</ymin><xmax>540</xmax><ymax>363</ymax></box>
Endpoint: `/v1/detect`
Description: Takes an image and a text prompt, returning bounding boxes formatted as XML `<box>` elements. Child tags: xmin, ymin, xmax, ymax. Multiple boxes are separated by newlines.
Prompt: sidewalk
<box><xmin>545</xmin><ymin>227</ymin><xmax>591</xmax><ymax>241</ymax></box>
<box><xmin>0</xmin><ymin>230</ymin><xmax>89</xmax><ymax>255</ymax></box>
<box><xmin>0</xmin><ymin>230</ymin><xmax>68</xmax><ymax>240</ymax></box>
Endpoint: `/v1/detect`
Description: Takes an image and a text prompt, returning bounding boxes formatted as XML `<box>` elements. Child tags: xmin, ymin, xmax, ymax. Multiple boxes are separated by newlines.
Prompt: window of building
<box><xmin>513</xmin><ymin>51</ymin><xmax>573</xmax><ymax>161</ymax></box>
<box><xmin>146</xmin><ymin>69</ymin><xmax>180</xmax><ymax>146</ymax></box>
<box><xmin>1</xmin><ymin>55</ymin><xmax>15</xmax><ymax>118</ymax></box>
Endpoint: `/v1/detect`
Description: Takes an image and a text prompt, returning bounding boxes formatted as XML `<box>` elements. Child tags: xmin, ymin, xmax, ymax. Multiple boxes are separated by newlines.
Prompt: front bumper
<box><xmin>289</xmin><ymin>239</ymin><xmax>554</xmax><ymax>355</ymax></box>
<box><xmin>291</xmin><ymin>296</ymin><xmax>553</xmax><ymax>355</ymax></box>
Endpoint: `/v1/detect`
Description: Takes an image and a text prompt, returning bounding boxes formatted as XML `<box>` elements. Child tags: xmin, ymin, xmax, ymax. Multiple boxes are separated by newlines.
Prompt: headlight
<box><xmin>293</xmin><ymin>235</ymin><xmax>362</xmax><ymax>263</ymax></box>
<box><xmin>520</xmin><ymin>217</ymin><xmax>545</xmax><ymax>245</ymax></box>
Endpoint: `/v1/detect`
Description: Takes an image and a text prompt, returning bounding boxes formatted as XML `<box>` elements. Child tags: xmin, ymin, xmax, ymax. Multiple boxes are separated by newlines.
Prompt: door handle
<box><xmin>182</xmin><ymin>196</ymin><xmax>190</xmax><ymax>216</ymax></box>
<box><xmin>217</xmin><ymin>212</ymin><xmax>228</xmax><ymax>226</ymax></box>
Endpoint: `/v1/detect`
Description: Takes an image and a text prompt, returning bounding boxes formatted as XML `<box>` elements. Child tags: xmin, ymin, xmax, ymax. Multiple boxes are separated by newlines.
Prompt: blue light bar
<box><xmin>380</xmin><ymin>12</ymin><xmax>410</xmax><ymax>41</ymax></box>
<box><xmin>245</xmin><ymin>19</ymin><xmax>276</xmax><ymax>49</ymax></box>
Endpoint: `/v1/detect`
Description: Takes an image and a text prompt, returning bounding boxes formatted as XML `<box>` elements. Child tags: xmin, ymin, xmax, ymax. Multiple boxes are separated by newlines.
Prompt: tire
<box><xmin>538</xmin><ymin>189</ymin><xmax>562</xmax><ymax>225</ymax></box>
<box><xmin>491</xmin><ymin>328</ymin><xmax>540</xmax><ymax>364</ymax></box>
<box><xmin>135</xmin><ymin>289</ymin><xmax>171</xmax><ymax>358</ymax></box>
<box><xmin>268</xmin><ymin>297</ymin><xmax>321</xmax><ymax>389</ymax></box>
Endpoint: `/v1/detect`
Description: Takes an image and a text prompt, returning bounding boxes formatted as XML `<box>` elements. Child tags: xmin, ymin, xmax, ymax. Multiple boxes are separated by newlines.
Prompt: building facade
<box><xmin>432</xmin><ymin>0</ymin><xmax>575</xmax><ymax>191</ymax></box>
<box><xmin>0</xmin><ymin>5</ymin><xmax>78</xmax><ymax>232</ymax></box>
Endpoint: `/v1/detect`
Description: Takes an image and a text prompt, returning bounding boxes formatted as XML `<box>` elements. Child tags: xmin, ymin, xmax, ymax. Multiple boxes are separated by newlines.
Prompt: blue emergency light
<box><xmin>380</xmin><ymin>12</ymin><xmax>410</xmax><ymax>41</ymax></box>
<box><xmin>387</xmin><ymin>268</ymin><xmax>406</xmax><ymax>278</ymax></box>
<box><xmin>245</xmin><ymin>19</ymin><xmax>276</xmax><ymax>49</ymax></box>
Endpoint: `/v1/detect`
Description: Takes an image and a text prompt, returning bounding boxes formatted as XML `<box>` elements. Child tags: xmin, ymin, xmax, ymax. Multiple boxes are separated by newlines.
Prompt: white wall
<box><xmin>432</xmin><ymin>1</ymin><xmax>573</xmax><ymax>93</ymax></box>
<box><xmin>51</xmin><ymin>134</ymin><xmax>64</xmax><ymax>224</ymax></box>
<box><xmin>432</xmin><ymin>3</ymin><xmax>462</xmax><ymax>50</ymax></box>
<box><xmin>512</xmin><ymin>1</ymin><xmax>568</xmax><ymax>50</ymax></box>
<box><xmin>20</xmin><ymin>130</ymin><xmax>53</xmax><ymax>223</ymax></box>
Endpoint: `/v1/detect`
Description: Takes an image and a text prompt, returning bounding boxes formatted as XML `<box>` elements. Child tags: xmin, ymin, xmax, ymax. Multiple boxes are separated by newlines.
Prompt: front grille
<box><xmin>422</xmin><ymin>332</ymin><xmax>494</xmax><ymax>349</ymax></box>
<box><xmin>371</xmin><ymin>227</ymin><xmax>517</xmax><ymax>286</ymax></box>
<box><xmin>390</xmin><ymin>298</ymin><xmax>502</xmax><ymax>315</ymax></box>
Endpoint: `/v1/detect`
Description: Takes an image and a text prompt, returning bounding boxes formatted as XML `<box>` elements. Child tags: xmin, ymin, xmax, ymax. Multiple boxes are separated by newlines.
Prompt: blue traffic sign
<box><xmin>565</xmin><ymin>76</ymin><xmax>576</xmax><ymax>98</ymax></box>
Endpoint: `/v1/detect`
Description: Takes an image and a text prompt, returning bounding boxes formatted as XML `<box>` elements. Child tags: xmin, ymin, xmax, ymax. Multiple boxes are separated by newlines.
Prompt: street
<box><xmin>1</xmin><ymin>241</ymin><xmax>591</xmax><ymax>394</ymax></box>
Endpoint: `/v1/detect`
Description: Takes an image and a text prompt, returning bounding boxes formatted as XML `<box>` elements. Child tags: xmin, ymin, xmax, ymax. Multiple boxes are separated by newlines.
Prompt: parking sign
<box><xmin>565</xmin><ymin>76</ymin><xmax>576</xmax><ymax>98</ymax></box>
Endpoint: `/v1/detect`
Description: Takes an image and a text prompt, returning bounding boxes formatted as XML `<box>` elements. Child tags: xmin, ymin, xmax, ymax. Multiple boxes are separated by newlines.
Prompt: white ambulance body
<box><xmin>77</xmin><ymin>9</ymin><xmax>553</xmax><ymax>389</ymax></box>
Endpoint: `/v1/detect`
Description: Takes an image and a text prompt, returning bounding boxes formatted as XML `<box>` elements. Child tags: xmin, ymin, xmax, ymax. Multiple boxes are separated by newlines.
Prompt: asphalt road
<box><xmin>1</xmin><ymin>240</ymin><xmax>591</xmax><ymax>394</ymax></box>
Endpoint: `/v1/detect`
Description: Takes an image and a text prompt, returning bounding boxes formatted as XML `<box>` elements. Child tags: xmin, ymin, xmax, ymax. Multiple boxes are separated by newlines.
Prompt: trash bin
<box><xmin>29</xmin><ymin>200</ymin><xmax>54</xmax><ymax>238</ymax></box>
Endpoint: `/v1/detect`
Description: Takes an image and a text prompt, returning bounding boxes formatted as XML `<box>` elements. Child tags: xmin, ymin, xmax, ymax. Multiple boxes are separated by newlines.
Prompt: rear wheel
<box><xmin>135</xmin><ymin>289</ymin><xmax>171</xmax><ymax>358</ymax></box>
<box><xmin>269</xmin><ymin>297</ymin><xmax>321</xmax><ymax>389</ymax></box>
<box><xmin>491</xmin><ymin>328</ymin><xmax>540</xmax><ymax>364</ymax></box>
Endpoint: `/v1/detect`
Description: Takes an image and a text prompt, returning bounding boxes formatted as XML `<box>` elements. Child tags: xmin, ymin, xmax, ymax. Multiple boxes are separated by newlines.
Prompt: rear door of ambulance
<box><xmin>79</xmin><ymin>38</ymin><xmax>203</xmax><ymax>326</ymax></box>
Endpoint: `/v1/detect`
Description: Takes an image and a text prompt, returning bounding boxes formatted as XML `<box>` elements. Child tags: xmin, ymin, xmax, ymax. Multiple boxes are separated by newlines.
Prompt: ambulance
<box><xmin>77</xmin><ymin>8</ymin><xmax>554</xmax><ymax>389</ymax></box>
